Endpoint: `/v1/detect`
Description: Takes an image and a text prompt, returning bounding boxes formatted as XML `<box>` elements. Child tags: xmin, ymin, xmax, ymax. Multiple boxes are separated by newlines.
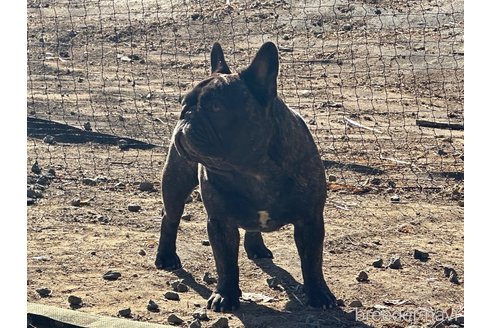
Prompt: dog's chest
<box><xmin>199</xmin><ymin>166</ymin><xmax>301</xmax><ymax>231</ymax></box>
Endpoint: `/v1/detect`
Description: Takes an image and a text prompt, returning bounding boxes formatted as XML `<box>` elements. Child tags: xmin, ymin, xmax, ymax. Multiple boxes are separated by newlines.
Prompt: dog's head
<box><xmin>173</xmin><ymin>42</ymin><xmax>280</xmax><ymax>172</ymax></box>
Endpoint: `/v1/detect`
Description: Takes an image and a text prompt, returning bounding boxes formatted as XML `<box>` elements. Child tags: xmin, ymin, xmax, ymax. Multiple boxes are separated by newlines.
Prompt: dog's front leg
<box><xmin>206</xmin><ymin>217</ymin><xmax>241</xmax><ymax>312</ymax></box>
<box><xmin>294</xmin><ymin>218</ymin><xmax>337</xmax><ymax>309</ymax></box>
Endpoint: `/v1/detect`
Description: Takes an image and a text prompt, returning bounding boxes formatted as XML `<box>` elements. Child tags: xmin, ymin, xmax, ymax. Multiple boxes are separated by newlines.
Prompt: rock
<box><xmin>181</xmin><ymin>214</ymin><xmax>192</xmax><ymax>221</ymax></box>
<box><xmin>168</xmin><ymin>314</ymin><xmax>184</xmax><ymax>325</ymax></box>
<box><xmin>192</xmin><ymin>308</ymin><xmax>210</xmax><ymax>321</ymax></box>
<box><xmin>336</xmin><ymin>299</ymin><xmax>345</xmax><ymax>306</ymax></box>
<box><xmin>118</xmin><ymin>139</ymin><xmax>129</xmax><ymax>150</ymax></box>
<box><xmin>128</xmin><ymin>204</ymin><xmax>141</xmax><ymax>212</ymax></box>
<box><xmin>138</xmin><ymin>249</ymin><xmax>146</xmax><ymax>256</ymax></box>
<box><xmin>139</xmin><ymin>181</ymin><xmax>155</xmax><ymax>192</ymax></box>
<box><xmin>103</xmin><ymin>270</ymin><xmax>121</xmax><ymax>281</ymax></box>
<box><xmin>356</xmin><ymin>271</ymin><xmax>369</xmax><ymax>282</ymax></box>
<box><xmin>27</xmin><ymin>189</ymin><xmax>43</xmax><ymax>199</ymax></box>
<box><xmin>449</xmin><ymin>270</ymin><xmax>460</xmax><ymax>285</ymax></box>
<box><xmin>375</xmin><ymin>8</ymin><xmax>382</xmax><ymax>15</ymax></box>
<box><xmin>390</xmin><ymin>194</ymin><xmax>400</xmax><ymax>202</ymax></box>
<box><xmin>36</xmin><ymin>288</ymin><xmax>52</xmax><ymax>297</ymax></box>
<box><xmin>388</xmin><ymin>257</ymin><xmax>402</xmax><ymax>269</ymax></box>
<box><xmin>443</xmin><ymin>266</ymin><xmax>457</xmax><ymax>278</ymax></box>
<box><xmin>266</xmin><ymin>277</ymin><xmax>281</xmax><ymax>289</ymax></box>
<box><xmin>118</xmin><ymin>308</ymin><xmax>131</xmax><ymax>317</ymax></box>
<box><xmin>147</xmin><ymin>300</ymin><xmax>159</xmax><ymax>312</ymax></box>
<box><xmin>328</xmin><ymin>174</ymin><xmax>337</xmax><ymax>182</ymax></box>
<box><xmin>413</xmin><ymin>249</ymin><xmax>429</xmax><ymax>261</ymax></box>
<box><xmin>189</xmin><ymin>319</ymin><xmax>202</xmax><ymax>328</ymax></box>
<box><xmin>31</xmin><ymin>161</ymin><xmax>42</xmax><ymax>174</ymax></box>
<box><xmin>185</xmin><ymin>195</ymin><xmax>193</xmax><ymax>203</ymax></box>
<box><xmin>97</xmin><ymin>215</ymin><xmax>110</xmax><ymax>224</ymax></box>
<box><xmin>47</xmin><ymin>168</ymin><xmax>56</xmax><ymax>177</ymax></box>
<box><xmin>370</xmin><ymin>177</ymin><xmax>382</xmax><ymax>185</ymax></box>
<box><xmin>68</xmin><ymin>295</ymin><xmax>82</xmax><ymax>306</ymax></box>
<box><xmin>170</xmin><ymin>280</ymin><xmax>189</xmax><ymax>292</ymax></box>
<box><xmin>27</xmin><ymin>198</ymin><xmax>36</xmax><ymax>206</ymax></box>
<box><xmin>82</xmin><ymin>178</ymin><xmax>97</xmax><ymax>186</ymax></box>
<box><xmin>164</xmin><ymin>291</ymin><xmax>180</xmax><ymax>301</ymax></box>
<box><xmin>342</xmin><ymin>24</ymin><xmax>352</xmax><ymax>31</ymax></box>
<box><xmin>36</xmin><ymin>175</ymin><xmax>50</xmax><ymax>186</ymax></box>
<box><xmin>203</xmin><ymin>272</ymin><xmax>217</xmax><ymax>285</ymax></box>
<box><xmin>201</xmin><ymin>240</ymin><xmax>210</xmax><ymax>246</ymax></box>
<box><xmin>83</xmin><ymin>122</ymin><xmax>92</xmax><ymax>131</ymax></box>
<box><xmin>71</xmin><ymin>198</ymin><xmax>81</xmax><ymax>207</ymax></box>
<box><xmin>211</xmin><ymin>317</ymin><xmax>229</xmax><ymax>328</ymax></box>
<box><xmin>43</xmin><ymin>135</ymin><xmax>56</xmax><ymax>144</ymax></box>
<box><xmin>348</xmin><ymin>300</ymin><xmax>363</xmax><ymax>308</ymax></box>
<box><xmin>372</xmin><ymin>258</ymin><xmax>384</xmax><ymax>268</ymax></box>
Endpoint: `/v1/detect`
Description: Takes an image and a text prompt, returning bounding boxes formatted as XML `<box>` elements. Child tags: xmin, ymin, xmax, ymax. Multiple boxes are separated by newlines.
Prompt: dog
<box><xmin>155</xmin><ymin>42</ymin><xmax>337</xmax><ymax>311</ymax></box>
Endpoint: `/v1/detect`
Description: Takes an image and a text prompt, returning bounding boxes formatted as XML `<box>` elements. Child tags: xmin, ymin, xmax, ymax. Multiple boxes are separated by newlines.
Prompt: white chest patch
<box><xmin>258</xmin><ymin>211</ymin><xmax>271</xmax><ymax>228</ymax></box>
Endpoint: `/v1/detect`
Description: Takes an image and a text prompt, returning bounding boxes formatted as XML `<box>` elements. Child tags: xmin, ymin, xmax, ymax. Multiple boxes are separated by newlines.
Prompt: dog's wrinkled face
<box><xmin>173</xmin><ymin>43</ymin><xmax>279</xmax><ymax>172</ymax></box>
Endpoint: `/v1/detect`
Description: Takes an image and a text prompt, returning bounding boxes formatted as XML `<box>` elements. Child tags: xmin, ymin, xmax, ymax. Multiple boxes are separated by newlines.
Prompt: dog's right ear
<box><xmin>210</xmin><ymin>43</ymin><xmax>232</xmax><ymax>74</ymax></box>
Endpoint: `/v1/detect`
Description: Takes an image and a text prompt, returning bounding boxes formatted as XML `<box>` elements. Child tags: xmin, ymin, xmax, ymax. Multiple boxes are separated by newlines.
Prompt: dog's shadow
<box><xmin>172</xmin><ymin>261</ymin><xmax>374</xmax><ymax>328</ymax></box>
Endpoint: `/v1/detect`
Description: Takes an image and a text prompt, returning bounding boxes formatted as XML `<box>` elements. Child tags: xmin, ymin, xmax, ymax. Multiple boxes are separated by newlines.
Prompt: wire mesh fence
<box><xmin>27</xmin><ymin>0</ymin><xmax>464</xmax><ymax>205</ymax></box>
<box><xmin>27</xmin><ymin>1</ymin><xmax>464</xmax><ymax>325</ymax></box>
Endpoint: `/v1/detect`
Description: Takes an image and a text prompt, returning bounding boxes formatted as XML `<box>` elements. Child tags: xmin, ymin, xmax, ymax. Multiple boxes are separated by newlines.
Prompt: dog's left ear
<box><xmin>211</xmin><ymin>42</ymin><xmax>232</xmax><ymax>74</ymax></box>
<box><xmin>240</xmin><ymin>42</ymin><xmax>279</xmax><ymax>106</ymax></box>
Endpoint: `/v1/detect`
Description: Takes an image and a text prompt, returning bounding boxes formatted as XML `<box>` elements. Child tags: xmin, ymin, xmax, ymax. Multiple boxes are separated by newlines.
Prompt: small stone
<box><xmin>413</xmin><ymin>249</ymin><xmax>429</xmax><ymax>261</ymax></box>
<box><xmin>372</xmin><ymin>258</ymin><xmax>384</xmax><ymax>268</ymax></box>
<box><xmin>203</xmin><ymin>272</ymin><xmax>217</xmax><ymax>285</ymax></box>
<box><xmin>68</xmin><ymin>295</ymin><xmax>82</xmax><ymax>306</ymax></box>
<box><xmin>390</xmin><ymin>194</ymin><xmax>400</xmax><ymax>202</ymax></box>
<box><xmin>82</xmin><ymin>178</ymin><xmax>97</xmax><ymax>186</ymax></box>
<box><xmin>443</xmin><ymin>266</ymin><xmax>456</xmax><ymax>278</ymax></box>
<box><xmin>449</xmin><ymin>271</ymin><xmax>460</xmax><ymax>285</ymax></box>
<box><xmin>192</xmin><ymin>308</ymin><xmax>209</xmax><ymax>321</ymax></box>
<box><xmin>36</xmin><ymin>288</ymin><xmax>52</xmax><ymax>297</ymax></box>
<box><xmin>118</xmin><ymin>308</ymin><xmax>131</xmax><ymax>317</ymax></box>
<box><xmin>71</xmin><ymin>198</ymin><xmax>81</xmax><ymax>207</ymax></box>
<box><xmin>388</xmin><ymin>257</ymin><xmax>402</xmax><ymax>269</ymax></box>
<box><xmin>375</xmin><ymin>8</ymin><xmax>382</xmax><ymax>15</ymax></box>
<box><xmin>27</xmin><ymin>189</ymin><xmax>43</xmax><ymax>199</ymax></box>
<box><xmin>356</xmin><ymin>271</ymin><xmax>369</xmax><ymax>282</ymax></box>
<box><xmin>97</xmin><ymin>215</ymin><xmax>110</xmax><ymax>224</ymax></box>
<box><xmin>103</xmin><ymin>270</ymin><xmax>121</xmax><ymax>281</ymax></box>
<box><xmin>118</xmin><ymin>139</ymin><xmax>129</xmax><ymax>150</ymax></box>
<box><xmin>336</xmin><ymin>299</ymin><xmax>345</xmax><ymax>306</ymax></box>
<box><xmin>164</xmin><ymin>291</ymin><xmax>180</xmax><ymax>301</ymax></box>
<box><xmin>181</xmin><ymin>214</ymin><xmax>192</xmax><ymax>221</ymax></box>
<box><xmin>342</xmin><ymin>24</ymin><xmax>352</xmax><ymax>31</ymax></box>
<box><xmin>171</xmin><ymin>280</ymin><xmax>189</xmax><ymax>292</ymax></box>
<box><xmin>328</xmin><ymin>174</ymin><xmax>337</xmax><ymax>182</ymax></box>
<box><xmin>128</xmin><ymin>204</ymin><xmax>141</xmax><ymax>212</ymax></box>
<box><xmin>370</xmin><ymin>177</ymin><xmax>382</xmax><ymax>185</ymax></box>
<box><xmin>31</xmin><ymin>161</ymin><xmax>42</xmax><ymax>174</ymax></box>
<box><xmin>189</xmin><ymin>319</ymin><xmax>202</xmax><ymax>328</ymax></box>
<box><xmin>43</xmin><ymin>135</ymin><xmax>56</xmax><ymax>144</ymax></box>
<box><xmin>147</xmin><ymin>300</ymin><xmax>159</xmax><ymax>312</ymax></box>
<box><xmin>266</xmin><ymin>277</ymin><xmax>281</xmax><ymax>289</ymax></box>
<box><xmin>47</xmin><ymin>168</ymin><xmax>56</xmax><ymax>177</ymax></box>
<box><xmin>201</xmin><ymin>240</ymin><xmax>210</xmax><ymax>246</ymax></box>
<box><xmin>211</xmin><ymin>317</ymin><xmax>229</xmax><ymax>328</ymax></box>
<box><xmin>139</xmin><ymin>249</ymin><xmax>146</xmax><ymax>256</ymax></box>
<box><xmin>27</xmin><ymin>198</ymin><xmax>36</xmax><ymax>206</ymax></box>
<box><xmin>348</xmin><ymin>300</ymin><xmax>363</xmax><ymax>308</ymax></box>
<box><xmin>36</xmin><ymin>175</ymin><xmax>50</xmax><ymax>186</ymax></box>
<box><xmin>168</xmin><ymin>314</ymin><xmax>184</xmax><ymax>325</ymax></box>
<box><xmin>139</xmin><ymin>181</ymin><xmax>155</xmax><ymax>192</ymax></box>
<box><xmin>83</xmin><ymin>122</ymin><xmax>92</xmax><ymax>131</ymax></box>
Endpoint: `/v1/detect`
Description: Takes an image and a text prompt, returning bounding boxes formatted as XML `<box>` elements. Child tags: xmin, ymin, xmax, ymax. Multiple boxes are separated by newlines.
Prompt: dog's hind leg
<box><xmin>244</xmin><ymin>232</ymin><xmax>273</xmax><ymax>259</ymax></box>
<box><xmin>155</xmin><ymin>145</ymin><xmax>198</xmax><ymax>270</ymax></box>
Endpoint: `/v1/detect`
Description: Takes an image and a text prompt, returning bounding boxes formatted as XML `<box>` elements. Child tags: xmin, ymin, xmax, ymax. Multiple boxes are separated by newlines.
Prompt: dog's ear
<box><xmin>210</xmin><ymin>43</ymin><xmax>232</xmax><ymax>74</ymax></box>
<box><xmin>240</xmin><ymin>42</ymin><xmax>279</xmax><ymax>106</ymax></box>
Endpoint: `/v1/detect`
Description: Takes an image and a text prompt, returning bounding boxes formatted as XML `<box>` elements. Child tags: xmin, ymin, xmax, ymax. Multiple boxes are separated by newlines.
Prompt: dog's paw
<box><xmin>155</xmin><ymin>252</ymin><xmax>182</xmax><ymax>271</ymax></box>
<box><xmin>207</xmin><ymin>292</ymin><xmax>240</xmax><ymax>312</ymax></box>
<box><xmin>245</xmin><ymin>244</ymin><xmax>274</xmax><ymax>259</ymax></box>
<box><xmin>306</xmin><ymin>287</ymin><xmax>338</xmax><ymax>309</ymax></box>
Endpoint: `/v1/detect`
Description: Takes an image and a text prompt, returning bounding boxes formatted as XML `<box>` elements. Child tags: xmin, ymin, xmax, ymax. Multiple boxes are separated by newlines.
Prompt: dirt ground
<box><xmin>27</xmin><ymin>0</ymin><xmax>464</xmax><ymax>327</ymax></box>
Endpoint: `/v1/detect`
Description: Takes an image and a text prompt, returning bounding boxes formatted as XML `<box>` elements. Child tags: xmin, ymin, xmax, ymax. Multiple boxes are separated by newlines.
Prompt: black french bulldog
<box><xmin>155</xmin><ymin>42</ymin><xmax>337</xmax><ymax>311</ymax></box>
